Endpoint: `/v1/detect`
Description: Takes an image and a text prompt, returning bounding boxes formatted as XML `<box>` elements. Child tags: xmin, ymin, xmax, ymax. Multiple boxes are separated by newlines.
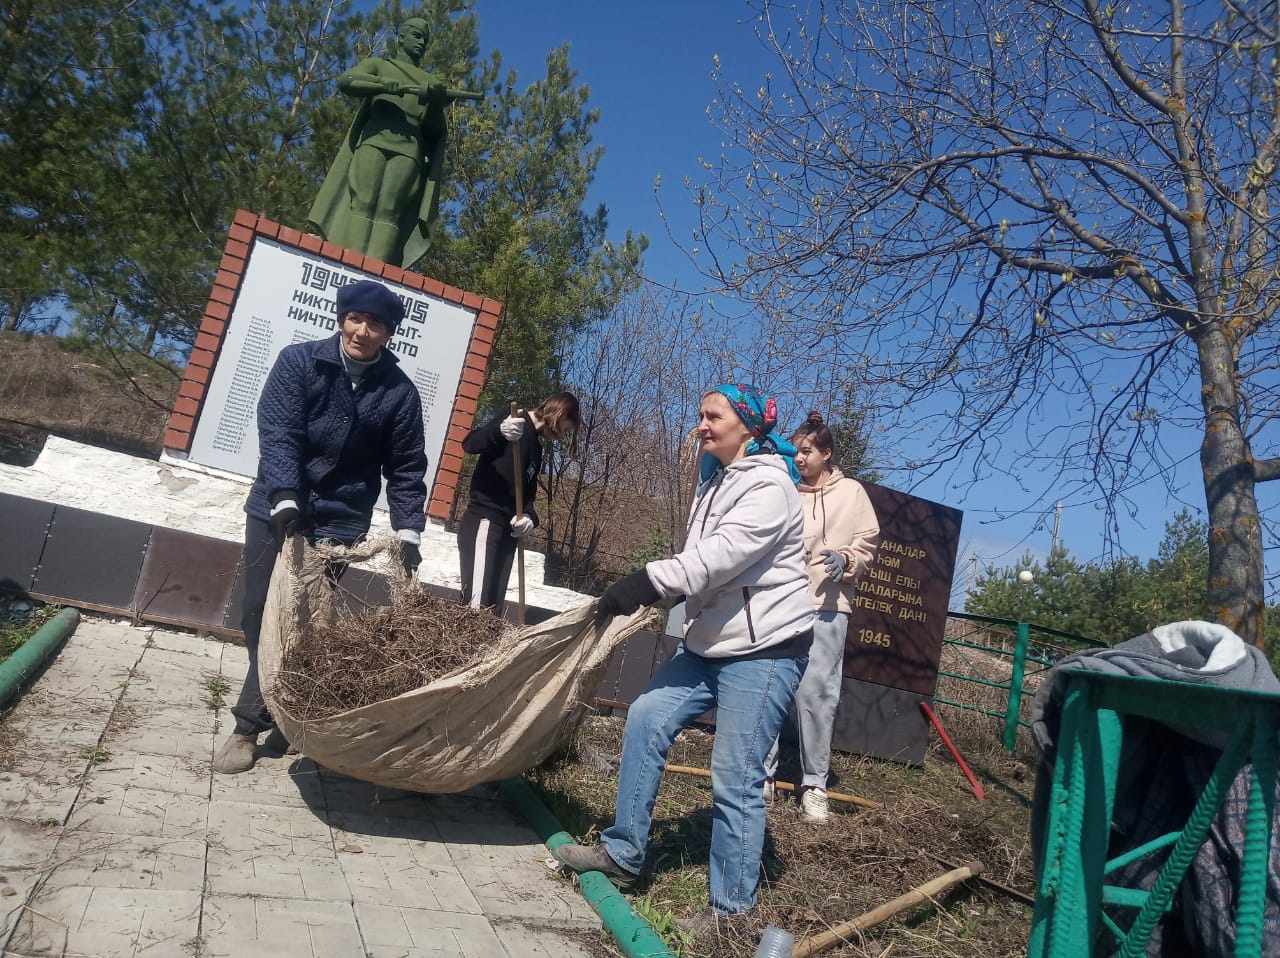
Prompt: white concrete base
<box><xmin>0</xmin><ymin>437</ymin><xmax>588</xmax><ymax>613</ymax></box>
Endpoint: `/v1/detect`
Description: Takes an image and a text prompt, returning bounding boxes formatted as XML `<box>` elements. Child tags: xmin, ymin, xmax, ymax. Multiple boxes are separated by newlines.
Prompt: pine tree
<box><xmin>423</xmin><ymin>40</ymin><xmax>646</xmax><ymax>410</ymax></box>
<box><xmin>0</xmin><ymin>0</ymin><xmax>159</xmax><ymax>332</ymax></box>
<box><xmin>966</xmin><ymin>511</ymin><xmax>1280</xmax><ymax>666</ymax></box>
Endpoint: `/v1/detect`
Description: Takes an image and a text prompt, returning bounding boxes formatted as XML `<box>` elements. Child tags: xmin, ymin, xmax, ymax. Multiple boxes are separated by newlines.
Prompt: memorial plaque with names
<box><xmin>842</xmin><ymin>482</ymin><xmax>962</xmax><ymax>697</ymax></box>
<box><xmin>185</xmin><ymin>236</ymin><xmax>478</xmax><ymax>493</ymax></box>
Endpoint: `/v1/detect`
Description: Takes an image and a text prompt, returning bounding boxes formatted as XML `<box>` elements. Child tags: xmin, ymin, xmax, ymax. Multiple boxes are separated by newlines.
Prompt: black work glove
<box><xmin>596</xmin><ymin>569</ymin><xmax>661</xmax><ymax>623</ymax></box>
<box><xmin>400</xmin><ymin>541</ymin><xmax>422</xmax><ymax>578</ymax></box>
<box><xmin>268</xmin><ymin>506</ymin><xmax>302</xmax><ymax>548</ymax></box>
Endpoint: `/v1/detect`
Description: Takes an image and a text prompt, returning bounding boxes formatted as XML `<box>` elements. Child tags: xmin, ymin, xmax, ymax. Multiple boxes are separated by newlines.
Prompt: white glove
<box><xmin>510</xmin><ymin>515</ymin><xmax>534</xmax><ymax>538</ymax></box>
<box><xmin>500</xmin><ymin>415</ymin><xmax>524</xmax><ymax>441</ymax></box>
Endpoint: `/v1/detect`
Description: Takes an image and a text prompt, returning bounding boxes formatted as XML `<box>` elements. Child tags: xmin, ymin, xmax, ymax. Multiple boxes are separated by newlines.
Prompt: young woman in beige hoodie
<box><xmin>766</xmin><ymin>411</ymin><xmax>880</xmax><ymax>821</ymax></box>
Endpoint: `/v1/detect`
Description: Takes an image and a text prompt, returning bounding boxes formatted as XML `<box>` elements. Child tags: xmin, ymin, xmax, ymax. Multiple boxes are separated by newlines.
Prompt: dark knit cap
<box><xmin>336</xmin><ymin>280</ymin><xmax>406</xmax><ymax>334</ymax></box>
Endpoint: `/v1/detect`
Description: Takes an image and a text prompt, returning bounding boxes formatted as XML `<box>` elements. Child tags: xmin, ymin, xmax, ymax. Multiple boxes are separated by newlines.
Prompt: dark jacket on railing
<box><xmin>1030</xmin><ymin>621</ymin><xmax>1280</xmax><ymax>955</ymax></box>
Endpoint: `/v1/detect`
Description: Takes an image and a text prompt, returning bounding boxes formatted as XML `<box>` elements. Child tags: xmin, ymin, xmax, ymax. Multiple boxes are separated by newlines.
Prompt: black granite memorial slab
<box><xmin>0</xmin><ymin>492</ymin><xmax>54</xmax><ymax>596</ymax></box>
<box><xmin>32</xmin><ymin>506</ymin><xmax>151</xmax><ymax>610</ymax></box>
<box><xmin>831</xmin><ymin>675</ymin><xmax>930</xmax><ymax>765</ymax></box>
<box><xmin>614</xmin><ymin>630</ymin><xmax>662</xmax><ymax>706</ymax></box>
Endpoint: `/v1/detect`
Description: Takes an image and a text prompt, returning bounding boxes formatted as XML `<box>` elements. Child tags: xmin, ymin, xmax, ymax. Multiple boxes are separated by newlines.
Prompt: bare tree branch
<box><xmin>687</xmin><ymin>0</ymin><xmax>1280</xmax><ymax>643</ymax></box>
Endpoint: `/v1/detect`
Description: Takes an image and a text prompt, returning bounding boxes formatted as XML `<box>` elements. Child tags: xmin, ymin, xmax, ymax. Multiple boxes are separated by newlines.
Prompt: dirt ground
<box><xmin>0</xmin><ymin>332</ymin><xmax>178</xmax><ymax>465</ymax></box>
<box><xmin>531</xmin><ymin>699</ymin><xmax>1039</xmax><ymax>958</ymax></box>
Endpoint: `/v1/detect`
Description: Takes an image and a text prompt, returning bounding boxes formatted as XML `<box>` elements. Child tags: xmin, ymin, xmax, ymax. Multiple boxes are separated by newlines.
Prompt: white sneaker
<box><xmin>763</xmin><ymin>777</ymin><xmax>777</xmax><ymax>804</ymax></box>
<box><xmin>800</xmin><ymin>787</ymin><xmax>829</xmax><ymax>822</ymax></box>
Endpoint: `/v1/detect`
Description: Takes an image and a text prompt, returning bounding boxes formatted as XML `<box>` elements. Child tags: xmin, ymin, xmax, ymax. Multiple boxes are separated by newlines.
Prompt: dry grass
<box><xmin>531</xmin><ymin>643</ymin><xmax>1040</xmax><ymax>957</ymax></box>
<box><xmin>102</xmin><ymin>700</ymin><xmax>140</xmax><ymax>742</ymax></box>
<box><xmin>0</xmin><ymin>722</ymin><xmax>19</xmax><ymax>772</ymax></box>
<box><xmin>519</xmin><ymin>924</ymin><xmax>624</xmax><ymax>958</ymax></box>
<box><xmin>0</xmin><ymin>332</ymin><xmax>178</xmax><ymax>462</ymax></box>
<box><xmin>275</xmin><ymin>550</ymin><xmax>516</xmax><ymax>720</ymax></box>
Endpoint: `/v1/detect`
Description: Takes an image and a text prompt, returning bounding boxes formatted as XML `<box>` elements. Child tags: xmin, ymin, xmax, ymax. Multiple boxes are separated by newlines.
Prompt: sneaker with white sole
<box><xmin>800</xmin><ymin>786</ymin><xmax>830</xmax><ymax>822</ymax></box>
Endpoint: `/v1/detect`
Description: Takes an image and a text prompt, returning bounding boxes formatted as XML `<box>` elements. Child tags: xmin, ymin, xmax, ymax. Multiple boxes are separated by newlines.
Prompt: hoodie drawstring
<box><xmin>804</xmin><ymin>473</ymin><xmax>837</xmax><ymax>559</ymax></box>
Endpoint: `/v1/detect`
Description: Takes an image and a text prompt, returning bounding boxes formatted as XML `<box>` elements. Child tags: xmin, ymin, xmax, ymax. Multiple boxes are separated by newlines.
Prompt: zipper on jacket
<box><xmin>691</xmin><ymin>468</ymin><xmax>727</xmax><ymax>537</ymax></box>
<box><xmin>742</xmin><ymin>586</ymin><xmax>757</xmax><ymax>643</ymax></box>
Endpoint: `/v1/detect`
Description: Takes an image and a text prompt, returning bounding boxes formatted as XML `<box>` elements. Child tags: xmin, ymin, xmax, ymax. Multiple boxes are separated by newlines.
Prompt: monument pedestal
<box><xmin>163</xmin><ymin>209</ymin><xmax>502</xmax><ymax>524</ymax></box>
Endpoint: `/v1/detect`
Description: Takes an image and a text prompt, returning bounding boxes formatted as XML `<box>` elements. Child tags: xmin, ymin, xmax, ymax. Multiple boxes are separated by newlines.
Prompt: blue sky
<box><xmin>472</xmin><ymin>1</ymin><xmax>760</xmax><ymax>287</ymax></box>
<box><xmin>464</xmin><ymin>1</ymin><xmax>1256</xmax><ymax>602</ymax></box>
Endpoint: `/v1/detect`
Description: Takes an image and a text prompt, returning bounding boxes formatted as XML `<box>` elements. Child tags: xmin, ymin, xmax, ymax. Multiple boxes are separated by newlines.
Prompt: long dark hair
<box><xmin>535</xmin><ymin>392</ymin><xmax>581</xmax><ymax>455</ymax></box>
<box><xmin>791</xmin><ymin>410</ymin><xmax>835</xmax><ymax>454</ymax></box>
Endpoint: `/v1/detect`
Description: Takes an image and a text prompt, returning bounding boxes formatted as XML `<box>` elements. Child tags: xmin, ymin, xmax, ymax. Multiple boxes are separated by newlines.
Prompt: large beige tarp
<box><xmin>257</xmin><ymin>537</ymin><xmax>651</xmax><ymax>793</ymax></box>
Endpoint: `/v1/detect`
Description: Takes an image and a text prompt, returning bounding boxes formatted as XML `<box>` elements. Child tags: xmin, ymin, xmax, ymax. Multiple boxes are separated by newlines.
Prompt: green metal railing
<box><xmin>1028</xmin><ymin>671</ymin><xmax>1280</xmax><ymax>957</ymax></box>
<box><xmin>937</xmin><ymin>613</ymin><xmax>1107</xmax><ymax>750</ymax></box>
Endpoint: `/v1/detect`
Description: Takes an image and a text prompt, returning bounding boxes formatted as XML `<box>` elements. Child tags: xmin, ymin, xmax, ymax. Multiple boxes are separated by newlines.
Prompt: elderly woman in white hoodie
<box><xmin>555</xmin><ymin>383</ymin><xmax>815</xmax><ymax>936</ymax></box>
<box><xmin>765</xmin><ymin>411</ymin><xmax>880</xmax><ymax>822</ymax></box>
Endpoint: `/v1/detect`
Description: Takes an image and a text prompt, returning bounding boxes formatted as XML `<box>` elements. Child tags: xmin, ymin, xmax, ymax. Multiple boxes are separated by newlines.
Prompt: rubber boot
<box><xmin>212</xmin><ymin>732</ymin><xmax>258</xmax><ymax>774</ymax></box>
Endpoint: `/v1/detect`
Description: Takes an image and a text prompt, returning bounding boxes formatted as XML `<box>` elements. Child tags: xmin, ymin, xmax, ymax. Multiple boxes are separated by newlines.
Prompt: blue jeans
<box><xmin>601</xmin><ymin>645</ymin><xmax>807</xmax><ymax>913</ymax></box>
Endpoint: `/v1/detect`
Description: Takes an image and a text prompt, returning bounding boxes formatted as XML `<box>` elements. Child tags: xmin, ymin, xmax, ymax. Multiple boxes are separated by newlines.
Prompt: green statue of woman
<box><xmin>308</xmin><ymin>17</ymin><xmax>481</xmax><ymax>269</ymax></box>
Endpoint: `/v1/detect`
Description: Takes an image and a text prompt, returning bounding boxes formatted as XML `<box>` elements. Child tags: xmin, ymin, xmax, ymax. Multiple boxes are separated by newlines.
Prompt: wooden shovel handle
<box><xmin>510</xmin><ymin>401</ymin><xmax>524</xmax><ymax>517</ymax></box>
<box><xmin>663</xmin><ymin>764</ymin><xmax>879</xmax><ymax>809</ymax></box>
<box><xmin>791</xmin><ymin>861</ymin><xmax>983</xmax><ymax>957</ymax></box>
<box><xmin>509</xmin><ymin>401</ymin><xmax>526</xmax><ymax>625</ymax></box>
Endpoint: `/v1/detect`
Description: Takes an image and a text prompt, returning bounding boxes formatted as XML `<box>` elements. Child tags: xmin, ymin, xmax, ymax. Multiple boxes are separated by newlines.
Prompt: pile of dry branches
<box><xmin>274</xmin><ymin>543</ymin><xmax>515</xmax><ymax>719</ymax></box>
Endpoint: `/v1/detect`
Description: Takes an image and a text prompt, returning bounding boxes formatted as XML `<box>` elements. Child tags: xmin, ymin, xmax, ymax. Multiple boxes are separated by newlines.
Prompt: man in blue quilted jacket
<box><xmin>213</xmin><ymin>278</ymin><xmax>428</xmax><ymax>774</ymax></box>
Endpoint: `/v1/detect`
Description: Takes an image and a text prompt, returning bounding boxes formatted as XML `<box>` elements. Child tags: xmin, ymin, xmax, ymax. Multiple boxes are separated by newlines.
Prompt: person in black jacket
<box><xmin>212</xmin><ymin>278</ymin><xmax>428</xmax><ymax>775</ymax></box>
<box><xmin>457</xmin><ymin>392</ymin><xmax>580</xmax><ymax>610</ymax></box>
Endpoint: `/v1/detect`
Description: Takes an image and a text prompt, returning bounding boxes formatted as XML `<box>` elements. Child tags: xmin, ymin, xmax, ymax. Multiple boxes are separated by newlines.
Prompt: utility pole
<box><xmin>1051</xmin><ymin>500</ymin><xmax>1062</xmax><ymax>554</ymax></box>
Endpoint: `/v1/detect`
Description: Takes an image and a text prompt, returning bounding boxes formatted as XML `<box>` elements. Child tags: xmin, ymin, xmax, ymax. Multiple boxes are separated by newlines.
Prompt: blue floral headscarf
<box><xmin>699</xmin><ymin>383</ymin><xmax>801</xmax><ymax>483</ymax></box>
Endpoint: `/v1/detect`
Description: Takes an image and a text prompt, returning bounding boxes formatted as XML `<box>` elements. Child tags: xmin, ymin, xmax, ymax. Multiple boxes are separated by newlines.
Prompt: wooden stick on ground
<box><xmin>662</xmin><ymin>764</ymin><xmax>880</xmax><ymax>809</ymax></box>
<box><xmin>790</xmin><ymin>861</ymin><xmax>984</xmax><ymax>958</ymax></box>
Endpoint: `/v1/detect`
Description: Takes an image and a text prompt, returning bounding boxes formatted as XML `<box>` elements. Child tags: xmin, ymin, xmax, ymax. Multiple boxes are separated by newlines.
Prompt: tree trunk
<box><xmin>1</xmin><ymin>299</ymin><xmax>22</xmax><ymax>331</ymax></box>
<box><xmin>1198</xmin><ymin>328</ymin><xmax>1265</xmax><ymax>647</ymax></box>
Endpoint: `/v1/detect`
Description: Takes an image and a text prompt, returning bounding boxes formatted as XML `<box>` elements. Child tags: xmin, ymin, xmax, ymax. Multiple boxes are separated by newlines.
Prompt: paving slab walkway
<box><xmin>0</xmin><ymin>616</ymin><xmax>608</xmax><ymax>958</ymax></box>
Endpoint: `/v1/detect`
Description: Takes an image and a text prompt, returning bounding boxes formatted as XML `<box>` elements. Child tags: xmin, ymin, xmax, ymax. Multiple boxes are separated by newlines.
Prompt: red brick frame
<box><xmin>162</xmin><ymin>209</ymin><xmax>501</xmax><ymax>524</ymax></box>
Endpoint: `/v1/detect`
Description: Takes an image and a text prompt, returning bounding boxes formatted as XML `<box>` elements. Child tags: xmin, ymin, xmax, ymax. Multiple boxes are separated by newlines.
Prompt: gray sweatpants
<box><xmin>765</xmin><ymin>609</ymin><xmax>848</xmax><ymax>789</ymax></box>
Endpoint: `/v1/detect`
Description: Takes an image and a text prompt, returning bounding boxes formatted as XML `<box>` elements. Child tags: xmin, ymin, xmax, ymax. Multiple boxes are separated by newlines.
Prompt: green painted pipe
<box><xmin>0</xmin><ymin>607</ymin><xmax>80</xmax><ymax>711</ymax></box>
<box><xmin>497</xmin><ymin>776</ymin><xmax>676</xmax><ymax>958</ymax></box>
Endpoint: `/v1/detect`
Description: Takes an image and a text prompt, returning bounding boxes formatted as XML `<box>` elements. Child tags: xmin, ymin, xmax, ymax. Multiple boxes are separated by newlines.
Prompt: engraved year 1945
<box><xmin>857</xmin><ymin>628</ymin><xmax>892</xmax><ymax>648</ymax></box>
